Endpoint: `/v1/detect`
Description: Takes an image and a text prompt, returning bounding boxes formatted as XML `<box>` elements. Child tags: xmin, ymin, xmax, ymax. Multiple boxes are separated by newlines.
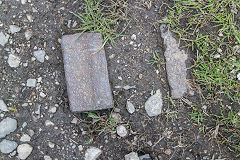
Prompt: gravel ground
<box><xmin>0</xmin><ymin>0</ymin><xmax>234</xmax><ymax>159</ymax></box>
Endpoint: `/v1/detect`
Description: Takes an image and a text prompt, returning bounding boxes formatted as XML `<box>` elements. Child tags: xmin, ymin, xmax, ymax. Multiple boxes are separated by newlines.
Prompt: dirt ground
<box><xmin>0</xmin><ymin>0</ymin><xmax>236</xmax><ymax>159</ymax></box>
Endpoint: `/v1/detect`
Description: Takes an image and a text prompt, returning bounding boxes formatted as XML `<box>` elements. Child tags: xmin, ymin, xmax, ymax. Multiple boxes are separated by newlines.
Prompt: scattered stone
<box><xmin>21</xmin><ymin>0</ymin><xmax>27</xmax><ymax>4</ymax></box>
<box><xmin>0</xmin><ymin>139</ymin><xmax>18</xmax><ymax>154</ymax></box>
<box><xmin>25</xmin><ymin>30</ymin><xmax>33</xmax><ymax>40</ymax></box>
<box><xmin>116</xmin><ymin>125</ymin><xmax>127</xmax><ymax>137</ymax></box>
<box><xmin>213</xmin><ymin>54</ymin><xmax>220</xmax><ymax>59</ymax></box>
<box><xmin>237</xmin><ymin>73</ymin><xmax>240</xmax><ymax>81</ymax></box>
<box><xmin>131</xmin><ymin>34</ymin><xmax>136</xmax><ymax>40</ymax></box>
<box><xmin>71</xmin><ymin>117</ymin><xmax>78</xmax><ymax>124</ymax></box>
<box><xmin>44</xmin><ymin>155</ymin><xmax>52</xmax><ymax>160</ymax></box>
<box><xmin>126</xmin><ymin>101</ymin><xmax>135</xmax><ymax>114</ymax></box>
<box><xmin>217</xmin><ymin>48</ymin><xmax>222</xmax><ymax>53</ymax></box>
<box><xmin>78</xmin><ymin>145</ymin><xmax>83</xmax><ymax>151</ymax></box>
<box><xmin>26</xmin><ymin>14</ymin><xmax>34</xmax><ymax>22</ymax></box>
<box><xmin>145</xmin><ymin>89</ymin><xmax>163</xmax><ymax>117</ymax></box>
<box><xmin>22</xmin><ymin>122</ymin><xmax>27</xmax><ymax>128</ymax></box>
<box><xmin>33</xmin><ymin>50</ymin><xmax>46</xmax><ymax>63</ymax></box>
<box><xmin>139</xmin><ymin>154</ymin><xmax>151</xmax><ymax>160</ymax></box>
<box><xmin>160</xmin><ymin>24</ymin><xmax>190</xmax><ymax>99</ymax></box>
<box><xmin>17</xmin><ymin>144</ymin><xmax>33</xmax><ymax>160</ymax></box>
<box><xmin>48</xmin><ymin>142</ymin><xmax>55</xmax><ymax>148</ymax></box>
<box><xmin>164</xmin><ymin>149</ymin><xmax>172</xmax><ymax>155</ymax></box>
<box><xmin>8</xmin><ymin>54</ymin><xmax>20</xmax><ymax>68</ymax></box>
<box><xmin>0</xmin><ymin>32</ymin><xmax>9</xmax><ymax>47</ymax></box>
<box><xmin>28</xmin><ymin>130</ymin><xmax>34</xmax><ymax>137</ymax></box>
<box><xmin>48</xmin><ymin>106</ymin><xmax>57</xmax><ymax>114</ymax></box>
<box><xmin>0</xmin><ymin>117</ymin><xmax>17</xmax><ymax>138</ymax></box>
<box><xmin>20</xmin><ymin>134</ymin><xmax>31</xmax><ymax>142</ymax></box>
<box><xmin>8</xmin><ymin>25</ymin><xmax>21</xmax><ymax>34</ymax></box>
<box><xmin>125</xmin><ymin>152</ymin><xmax>139</xmax><ymax>160</ymax></box>
<box><xmin>202</xmin><ymin>105</ymin><xmax>207</xmax><ymax>110</ymax></box>
<box><xmin>111</xmin><ymin>113</ymin><xmax>122</xmax><ymax>123</ymax></box>
<box><xmin>26</xmin><ymin>79</ymin><xmax>36</xmax><ymax>87</ymax></box>
<box><xmin>40</xmin><ymin>92</ymin><xmax>46</xmax><ymax>98</ymax></box>
<box><xmin>115</xmin><ymin>85</ymin><xmax>136</xmax><ymax>90</ymax></box>
<box><xmin>84</xmin><ymin>147</ymin><xmax>102</xmax><ymax>160</ymax></box>
<box><xmin>0</xmin><ymin>99</ymin><xmax>8</xmax><ymax>112</ymax></box>
<box><xmin>45</xmin><ymin>120</ymin><xmax>54</xmax><ymax>127</ymax></box>
<box><xmin>146</xmin><ymin>141</ymin><xmax>152</xmax><ymax>146</ymax></box>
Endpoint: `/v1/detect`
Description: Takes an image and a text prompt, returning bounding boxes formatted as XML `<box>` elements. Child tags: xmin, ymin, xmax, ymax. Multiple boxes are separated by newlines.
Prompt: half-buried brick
<box><xmin>61</xmin><ymin>33</ymin><xmax>113</xmax><ymax>112</ymax></box>
<box><xmin>160</xmin><ymin>24</ymin><xmax>191</xmax><ymax>99</ymax></box>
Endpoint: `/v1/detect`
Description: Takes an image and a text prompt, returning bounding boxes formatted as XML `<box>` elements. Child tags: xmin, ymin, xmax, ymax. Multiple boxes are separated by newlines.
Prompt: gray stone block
<box><xmin>61</xmin><ymin>33</ymin><xmax>113</xmax><ymax>112</ymax></box>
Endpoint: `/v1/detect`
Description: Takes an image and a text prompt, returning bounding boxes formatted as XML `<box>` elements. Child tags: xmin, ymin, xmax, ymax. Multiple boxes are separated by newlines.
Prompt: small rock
<box><xmin>146</xmin><ymin>141</ymin><xmax>152</xmax><ymax>146</ymax></box>
<box><xmin>44</xmin><ymin>155</ymin><xmax>52</xmax><ymax>160</ymax></box>
<box><xmin>20</xmin><ymin>134</ymin><xmax>31</xmax><ymax>142</ymax></box>
<box><xmin>145</xmin><ymin>89</ymin><xmax>163</xmax><ymax>117</ymax></box>
<box><xmin>45</xmin><ymin>120</ymin><xmax>54</xmax><ymax>127</ymax></box>
<box><xmin>33</xmin><ymin>50</ymin><xmax>46</xmax><ymax>63</ymax></box>
<box><xmin>0</xmin><ymin>117</ymin><xmax>17</xmax><ymax>138</ymax></box>
<box><xmin>22</xmin><ymin>122</ymin><xmax>27</xmax><ymax>128</ymax></box>
<box><xmin>26</xmin><ymin>14</ymin><xmax>34</xmax><ymax>22</ymax></box>
<box><xmin>8</xmin><ymin>54</ymin><xmax>20</xmax><ymax>68</ymax></box>
<box><xmin>125</xmin><ymin>152</ymin><xmax>139</xmax><ymax>160</ymax></box>
<box><xmin>123</xmin><ymin>85</ymin><xmax>136</xmax><ymax>90</ymax></box>
<box><xmin>126</xmin><ymin>101</ymin><xmax>135</xmax><ymax>114</ymax></box>
<box><xmin>71</xmin><ymin>117</ymin><xmax>78</xmax><ymax>124</ymax></box>
<box><xmin>111</xmin><ymin>113</ymin><xmax>122</xmax><ymax>123</ymax></box>
<box><xmin>202</xmin><ymin>105</ymin><xmax>207</xmax><ymax>110</ymax></box>
<box><xmin>17</xmin><ymin>144</ymin><xmax>33</xmax><ymax>160</ymax></box>
<box><xmin>139</xmin><ymin>154</ymin><xmax>151</xmax><ymax>160</ymax></box>
<box><xmin>21</xmin><ymin>0</ymin><xmax>27</xmax><ymax>4</ymax></box>
<box><xmin>26</xmin><ymin>79</ymin><xmax>36</xmax><ymax>87</ymax></box>
<box><xmin>8</xmin><ymin>25</ymin><xmax>21</xmax><ymax>34</ymax></box>
<box><xmin>48</xmin><ymin>142</ymin><xmax>55</xmax><ymax>148</ymax></box>
<box><xmin>84</xmin><ymin>147</ymin><xmax>102</xmax><ymax>160</ymax></box>
<box><xmin>0</xmin><ymin>139</ymin><xmax>18</xmax><ymax>154</ymax></box>
<box><xmin>164</xmin><ymin>149</ymin><xmax>171</xmax><ymax>155</ymax></box>
<box><xmin>40</xmin><ymin>92</ymin><xmax>46</xmax><ymax>98</ymax></box>
<box><xmin>0</xmin><ymin>99</ymin><xmax>8</xmax><ymax>112</ymax></box>
<box><xmin>237</xmin><ymin>73</ymin><xmax>240</xmax><ymax>81</ymax></box>
<box><xmin>78</xmin><ymin>145</ymin><xmax>83</xmax><ymax>151</ymax></box>
<box><xmin>213</xmin><ymin>54</ymin><xmax>220</xmax><ymax>58</ymax></box>
<box><xmin>0</xmin><ymin>32</ymin><xmax>9</xmax><ymax>47</ymax></box>
<box><xmin>217</xmin><ymin>48</ymin><xmax>222</xmax><ymax>53</ymax></box>
<box><xmin>25</xmin><ymin>30</ymin><xmax>33</xmax><ymax>40</ymax></box>
<box><xmin>28</xmin><ymin>130</ymin><xmax>34</xmax><ymax>137</ymax></box>
<box><xmin>131</xmin><ymin>34</ymin><xmax>136</xmax><ymax>40</ymax></box>
<box><xmin>48</xmin><ymin>106</ymin><xmax>57</xmax><ymax>114</ymax></box>
<box><xmin>116</xmin><ymin>125</ymin><xmax>127</xmax><ymax>137</ymax></box>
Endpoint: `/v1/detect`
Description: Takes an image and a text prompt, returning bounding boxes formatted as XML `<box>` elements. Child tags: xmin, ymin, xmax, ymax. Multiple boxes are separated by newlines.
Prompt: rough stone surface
<box><xmin>126</xmin><ymin>101</ymin><xmax>135</xmax><ymax>114</ymax></box>
<box><xmin>0</xmin><ymin>99</ymin><xmax>8</xmax><ymax>112</ymax></box>
<box><xmin>160</xmin><ymin>24</ymin><xmax>190</xmax><ymax>99</ymax></box>
<box><xmin>84</xmin><ymin>147</ymin><xmax>102</xmax><ymax>160</ymax></box>
<box><xmin>116</xmin><ymin>125</ymin><xmax>128</xmax><ymax>137</ymax></box>
<box><xmin>17</xmin><ymin>144</ymin><xmax>33</xmax><ymax>160</ymax></box>
<box><xmin>139</xmin><ymin>154</ymin><xmax>151</xmax><ymax>160</ymax></box>
<box><xmin>0</xmin><ymin>32</ymin><xmax>9</xmax><ymax>46</ymax></box>
<box><xmin>33</xmin><ymin>50</ymin><xmax>46</xmax><ymax>63</ymax></box>
<box><xmin>25</xmin><ymin>30</ymin><xmax>32</xmax><ymax>40</ymax></box>
<box><xmin>125</xmin><ymin>152</ymin><xmax>139</xmax><ymax>160</ymax></box>
<box><xmin>26</xmin><ymin>79</ymin><xmax>36</xmax><ymax>87</ymax></box>
<box><xmin>0</xmin><ymin>117</ymin><xmax>17</xmax><ymax>138</ymax></box>
<box><xmin>8</xmin><ymin>54</ymin><xmax>20</xmax><ymax>68</ymax></box>
<box><xmin>0</xmin><ymin>139</ymin><xmax>18</xmax><ymax>154</ymax></box>
<box><xmin>8</xmin><ymin>25</ymin><xmax>21</xmax><ymax>34</ymax></box>
<box><xmin>61</xmin><ymin>33</ymin><xmax>113</xmax><ymax>112</ymax></box>
<box><xmin>145</xmin><ymin>89</ymin><xmax>163</xmax><ymax>117</ymax></box>
<box><xmin>20</xmin><ymin>134</ymin><xmax>31</xmax><ymax>142</ymax></box>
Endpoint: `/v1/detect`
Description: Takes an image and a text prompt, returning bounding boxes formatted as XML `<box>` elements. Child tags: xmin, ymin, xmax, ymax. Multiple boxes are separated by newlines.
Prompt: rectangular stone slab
<box><xmin>61</xmin><ymin>33</ymin><xmax>113</xmax><ymax>112</ymax></box>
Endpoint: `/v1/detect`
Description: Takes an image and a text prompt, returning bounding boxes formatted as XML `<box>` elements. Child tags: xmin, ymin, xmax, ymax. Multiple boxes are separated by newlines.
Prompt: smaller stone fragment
<box><xmin>237</xmin><ymin>73</ymin><xmax>240</xmax><ymax>81</ymax></box>
<box><xmin>145</xmin><ymin>89</ymin><xmax>163</xmax><ymax>117</ymax></box>
<box><xmin>116</xmin><ymin>125</ymin><xmax>127</xmax><ymax>137</ymax></box>
<box><xmin>44</xmin><ymin>155</ymin><xmax>52</xmax><ymax>160</ymax></box>
<box><xmin>45</xmin><ymin>120</ymin><xmax>54</xmax><ymax>127</ymax></box>
<box><xmin>139</xmin><ymin>154</ymin><xmax>151</xmax><ymax>160</ymax></box>
<box><xmin>125</xmin><ymin>152</ymin><xmax>139</xmax><ymax>160</ymax></box>
<box><xmin>84</xmin><ymin>147</ymin><xmax>102</xmax><ymax>160</ymax></box>
<box><xmin>9</xmin><ymin>25</ymin><xmax>21</xmax><ymax>34</ymax></box>
<box><xmin>25</xmin><ymin>30</ymin><xmax>33</xmax><ymax>40</ymax></box>
<box><xmin>0</xmin><ymin>139</ymin><xmax>18</xmax><ymax>154</ymax></box>
<box><xmin>17</xmin><ymin>144</ymin><xmax>33</xmax><ymax>160</ymax></box>
<box><xmin>8</xmin><ymin>54</ymin><xmax>20</xmax><ymax>68</ymax></box>
<box><xmin>0</xmin><ymin>100</ymin><xmax>8</xmax><ymax>112</ymax></box>
<box><xmin>20</xmin><ymin>134</ymin><xmax>31</xmax><ymax>142</ymax></box>
<box><xmin>26</xmin><ymin>79</ymin><xmax>36</xmax><ymax>87</ymax></box>
<box><xmin>33</xmin><ymin>50</ymin><xmax>46</xmax><ymax>63</ymax></box>
<box><xmin>0</xmin><ymin>32</ymin><xmax>9</xmax><ymax>47</ymax></box>
<box><xmin>0</xmin><ymin>117</ymin><xmax>17</xmax><ymax>138</ymax></box>
<box><xmin>126</xmin><ymin>101</ymin><xmax>135</xmax><ymax>114</ymax></box>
